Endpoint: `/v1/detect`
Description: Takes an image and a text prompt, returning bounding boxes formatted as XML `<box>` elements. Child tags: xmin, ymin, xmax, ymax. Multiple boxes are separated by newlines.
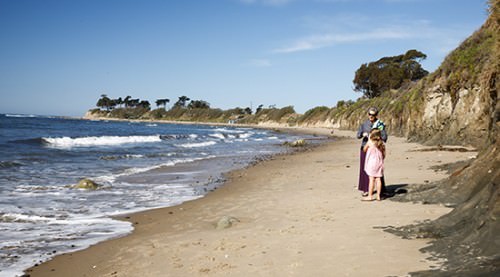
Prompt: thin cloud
<box><xmin>247</xmin><ymin>59</ymin><xmax>273</xmax><ymax>67</ymax></box>
<box><xmin>315</xmin><ymin>0</ymin><xmax>427</xmax><ymax>2</ymax></box>
<box><xmin>272</xmin><ymin>15</ymin><xmax>468</xmax><ymax>54</ymax></box>
<box><xmin>273</xmin><ymin>28</ymin><xmax>411</xmax><ymax>53</ymax></box>
<box><xmin>237</xmin><ymin>0</ymin><xmax>294</xmax><ymax>6</ymax></box>
<box><xmin>383</xmin><ymin>0</ymin><xmax>425</xmax><ymax>3</ymax></box>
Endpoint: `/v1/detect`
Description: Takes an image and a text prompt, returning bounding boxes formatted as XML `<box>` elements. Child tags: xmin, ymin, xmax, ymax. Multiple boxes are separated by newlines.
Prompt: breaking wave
<box><xmin>42</xmin><ymin>135</ymin><xmax>163</xmax><ymax>148</ymax></box>
<box><xmin>5</xmin><ymin>114</ymin><xmax>38</xmax><ymax>118</ymax></box>
<box><xmin>176</xmin><ymin>141</ymin><xmax>217</xmax><ymax>148</ymax></box>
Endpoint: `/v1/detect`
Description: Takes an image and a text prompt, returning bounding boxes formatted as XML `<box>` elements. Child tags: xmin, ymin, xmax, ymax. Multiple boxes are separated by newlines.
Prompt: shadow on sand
<box><xmin>382</xmin><ymin>183</ymin><xmax>408</xmax><ymax>199</ymax></box>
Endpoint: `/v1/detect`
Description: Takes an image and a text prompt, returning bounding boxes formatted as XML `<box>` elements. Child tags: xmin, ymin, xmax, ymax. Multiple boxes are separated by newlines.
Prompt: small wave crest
<box><xmin>42</xmin><ymin>135</ymin><xmax>163</xmax><ymax>148</ymax></box>
<box><xmin>0</xmin><ymin>213</ymin><xmax>55</xmax><ymax>223</ymax></box>
<box><xmin>5</xmin><ymin>113</ymin><xmax>38</xmax><ymax>118</ymax></box>
<box><xmin>100</xmin><ymin>154</ymin><xmax>145</xmax><ymax>161</ymax></box>
<box><xmin>209</xmin><ymin>132</ymin><xmax>253</xmax><ymax>140</ymax></box>
<box><xmin>213</xmin><ymin>128</ymin><xmax>245</xmax><ymax>134</ymax></box>
<box><xmin>209</xmin><ymin>133</ymin><xmax>227</xmax><ymax>139</ymax></box>
<box><xmin>9</xmin><ymin>137</ymin><xmax>46</xmax><ymax>145</ymax></box>
<box><xmin>0</xmin><ymin>161</ymin><xmax>23</xmax><ymax>169</ymax></box>
<box><xmin>159</xmin><ymin>134</ymin><xmax>194</xmax><ymax>140</ymax></box>
<box><xmin>176</xmin><ymin>141</ymin><xmax>217</xmax><ymax>148</ymax></box>
<box><xmin>100</xmin><ymin>152</ymin><xmax>177</xmax><ymax>160</ymax></box>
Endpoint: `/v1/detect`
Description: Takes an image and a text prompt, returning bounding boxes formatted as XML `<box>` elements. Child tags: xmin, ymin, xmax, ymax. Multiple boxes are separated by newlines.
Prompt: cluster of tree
<box><xmin>155</xmin><ymin>98</ymin><xmax>170</xmax><ymax>109</ymax></box>
<box><xmin>100</xmin><ymin>90</ymin><xmax>298</xmax><ymax>116</ymax></box>
<box><xmin>96</xmin><ymin>95</ymin><xmax>151</xmax><ymax>111</ymax></box>
<box><xmin>353</xmin><ymin>49</ymin><xmax>429</xmax><ymax>98</ymax></box>
<box><xmin>96</xmin><ymin>95</ymin><xmax>254</xmax><ymax>114</ymax></box>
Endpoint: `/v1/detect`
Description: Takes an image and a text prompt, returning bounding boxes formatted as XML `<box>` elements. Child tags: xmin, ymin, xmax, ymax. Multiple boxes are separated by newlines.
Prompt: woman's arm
<box><xmin>356</xmin><ymin>123</ymin><xmax>364</xmax><ymax>139</ymax></box>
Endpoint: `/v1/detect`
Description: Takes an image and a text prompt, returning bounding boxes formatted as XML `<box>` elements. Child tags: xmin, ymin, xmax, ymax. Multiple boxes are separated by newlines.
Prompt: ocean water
<box><xmin>0</xmin><ymin>114</ymin><xmax>320</xmax><ymax>276</ymax></box>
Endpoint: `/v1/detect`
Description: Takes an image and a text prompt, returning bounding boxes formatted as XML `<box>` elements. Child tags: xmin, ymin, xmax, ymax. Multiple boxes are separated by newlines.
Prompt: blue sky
<box><xmin>0</xmin><ymin>0</ymin><xmax>489</xmax><ymax>116</ymax></box>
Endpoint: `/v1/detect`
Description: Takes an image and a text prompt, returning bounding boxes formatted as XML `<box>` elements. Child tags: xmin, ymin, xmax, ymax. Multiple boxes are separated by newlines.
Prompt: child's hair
<box><xmin>369</xmin><ymin>129</ymin><xmax>385</xmax><ymax>157</ymax></box>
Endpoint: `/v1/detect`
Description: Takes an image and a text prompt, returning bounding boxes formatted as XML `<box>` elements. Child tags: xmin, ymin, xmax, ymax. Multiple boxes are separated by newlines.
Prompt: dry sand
<box><xmin>26</xmin><ymin>128</ymin><xmax>477</xmax><ymax>277</ymax></box>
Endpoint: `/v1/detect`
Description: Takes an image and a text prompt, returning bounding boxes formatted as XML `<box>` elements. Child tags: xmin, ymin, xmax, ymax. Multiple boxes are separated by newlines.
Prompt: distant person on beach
<box><xmin>356</xmin><ymin>107</ymin><xmax>387</xmax><ymax>197</ymax></box>
<box><xmin>362</xmin><ymin>128</ymin><xmax>386</xmax><ymax>201</ymax></box>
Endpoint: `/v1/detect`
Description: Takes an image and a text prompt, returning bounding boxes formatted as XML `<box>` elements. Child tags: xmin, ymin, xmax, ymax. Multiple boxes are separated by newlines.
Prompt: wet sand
<box><xmin>26</xmin><ymin>128</ymin><xmax>476</xmax><ymax>277</ymax></box>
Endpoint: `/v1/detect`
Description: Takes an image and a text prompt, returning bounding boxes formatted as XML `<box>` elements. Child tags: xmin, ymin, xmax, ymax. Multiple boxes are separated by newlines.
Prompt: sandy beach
<box><xmin>26</xmin><ymin>128</ymin><xmax>476</xmax><ymax>277</ymax></box>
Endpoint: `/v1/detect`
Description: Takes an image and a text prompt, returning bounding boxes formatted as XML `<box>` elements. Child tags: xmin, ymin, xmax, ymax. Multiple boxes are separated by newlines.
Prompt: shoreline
<box><xmin>81</xmin><ymin>114</ymin><xmax>335</xmax><ymax>135</ymax></box>
<box><xmin>25</xmin><ymin>128</ymin><xmax>476</xmax><ymax>276</ymax></box>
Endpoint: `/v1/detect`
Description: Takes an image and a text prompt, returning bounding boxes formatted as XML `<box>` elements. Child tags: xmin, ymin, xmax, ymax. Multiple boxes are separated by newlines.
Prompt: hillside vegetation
<box><xmin>86</xmin><ymin>105</ymin><xmax>299</xmax><ymax>125</ymax></box>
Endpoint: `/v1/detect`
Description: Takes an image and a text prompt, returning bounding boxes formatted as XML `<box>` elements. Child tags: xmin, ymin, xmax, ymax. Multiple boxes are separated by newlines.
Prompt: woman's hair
<box><xmin>369</xmin><ymin>129</ymin><xmax>385</xmax><ymax>157</ymax></box>
<box><xmin>368</xmin><ymin>107</ymin><xmax>379</xmax><ymax>115</ymax></box>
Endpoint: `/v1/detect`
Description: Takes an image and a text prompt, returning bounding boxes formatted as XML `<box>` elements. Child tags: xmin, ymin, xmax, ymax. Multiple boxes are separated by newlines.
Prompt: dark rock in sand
<box><xmin>216</xmin><ymin>216</ymin><xmax>240</xmax><ymax>229</ymax></box>
<box><xmin>283</xmin><ymin>139</ymin><xmax>307</xmax><ymax>147</ymax></box>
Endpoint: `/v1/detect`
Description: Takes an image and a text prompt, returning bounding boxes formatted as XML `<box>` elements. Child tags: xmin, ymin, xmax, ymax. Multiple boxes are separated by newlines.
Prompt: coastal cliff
<box><xmin>309</xmin><ymin>15</ymin><xmax>497</xmax><ymax>149</ymax></box>
<box><xmin>384</xmin><ymin>3</ymin><xmax>498</xmax><ymax>275</ymax></box>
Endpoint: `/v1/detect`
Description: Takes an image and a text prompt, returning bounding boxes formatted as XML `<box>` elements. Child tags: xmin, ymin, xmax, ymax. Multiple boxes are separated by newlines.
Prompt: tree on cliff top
<box><xmin>96</xmin><ymin>94</ymin><xmax>114</xmax><ymax>111</ymax></box>
<box><xmin>174</xmin><ymin>96</ymin><xmax>191</xmax><ymax>108</ymax></box>
<box><xmin>353</xmin><ymin>49</ymin><xmax>429</xmax><ymax>98</ymax></box>
<box><xmin>188</xmin><ymin>100</ymin><xmax>210</xmax><ymax>109</ymax></box>
<box><xmin>155</xmin><ymin>98</ymin><xmax>170</xmax><ymax>109</ymax></box>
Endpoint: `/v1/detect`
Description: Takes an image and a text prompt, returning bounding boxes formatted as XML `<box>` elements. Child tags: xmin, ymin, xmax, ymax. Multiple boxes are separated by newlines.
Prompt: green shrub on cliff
<box><xmin>298</xmin><ymin>106</ymin><xmax>331</xmax><ymax>124</ymax></box>
<box><xmin>239</xmin><ymin>106</ymin><xmax>296</xmax><ymax>124</ymax></box>
<box><xmin>435</xmin><ymin>24</ymin><xmax>496</xmax><ymax>106</ymax></box>
<box><xmin>149</xmin><ymin>108</ymin><xmax>168</xmax><ymax>120</ymax></box>
<box><xmin>109</xmin><ymin>107</ymin><xmax>150</xmax><ymax>119</ymax></box>
<box><xmin>268</xmin><ymin>106</ymin><xmax>296</xmax><ymax>122</ymax></box>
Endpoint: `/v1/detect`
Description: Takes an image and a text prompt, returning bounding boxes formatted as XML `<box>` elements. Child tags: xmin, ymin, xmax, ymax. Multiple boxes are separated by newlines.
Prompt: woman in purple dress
<box><xmin>356</xmin><ymin>107</ymin><xmax>387</xmax><ymax>196</ymax></box>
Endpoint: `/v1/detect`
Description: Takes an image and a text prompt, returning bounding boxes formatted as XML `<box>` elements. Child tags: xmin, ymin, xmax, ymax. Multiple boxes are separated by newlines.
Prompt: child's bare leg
<box><xmin>362</xmin><ymin>176</ymin><xmax>375</xmax><ymax>201</ymax></box>
<box><xmin>368</xmin><ymin>176</ymin><xmax>375</xmax><ymax>198</ymax></box>
<box><xmin>375</xmin><ymin>177</ymin><xmax>382</xmax><ymax>200</ymax></box>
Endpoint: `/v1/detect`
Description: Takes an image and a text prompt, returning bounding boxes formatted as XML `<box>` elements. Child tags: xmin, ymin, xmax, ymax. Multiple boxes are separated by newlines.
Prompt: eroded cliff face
<box><xmin>408</xmin><ymin>19</ymin><xmax>497</xmax><ymax>148</ymax></box>
<box><xmin>320</xmin><ymin>19</ymin><xmax>498</xmax><ymax>150</ymax></box>
<box><xmin>410</xmin><ymin>78</ymin><xmax>496</xmax><ymax>147</ymax></box>
<box><xmin>298</xmin><ymin>78</ymin><xmax>494</xmax><ymax>147</ymax></box>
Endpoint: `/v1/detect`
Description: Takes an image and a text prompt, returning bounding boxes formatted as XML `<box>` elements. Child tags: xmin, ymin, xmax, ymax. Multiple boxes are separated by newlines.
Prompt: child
<box><xmin>362</xmin><ymin>128</ymin><xmax>386</xmax><ymax>201</ymax></box>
